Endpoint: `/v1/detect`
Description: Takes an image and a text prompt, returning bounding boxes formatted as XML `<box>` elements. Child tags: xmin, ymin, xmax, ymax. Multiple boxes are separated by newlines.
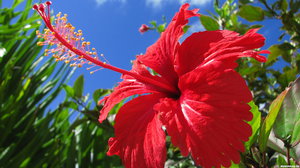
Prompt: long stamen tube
<box><xmin>33</xmin><ymin>1</ymin><xmax>179</xmax><ymax>95</ymax></box>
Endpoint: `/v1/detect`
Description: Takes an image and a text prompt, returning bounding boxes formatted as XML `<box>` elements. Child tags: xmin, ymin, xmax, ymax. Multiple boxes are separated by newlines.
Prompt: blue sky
<box><xmin>4</xmin><ymin>0</ymin><xmax>283</xmax><ymax>105</ymax></box>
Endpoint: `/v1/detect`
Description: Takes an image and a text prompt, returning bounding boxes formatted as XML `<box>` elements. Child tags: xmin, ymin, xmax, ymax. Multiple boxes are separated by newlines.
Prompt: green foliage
<box><xmin>273</xmin><ymin>77</ymin><xmax>300</xmax><ymax>145</ymax></box>
<box><xmin>0</xmin><ymin>1</ymin><xmax>121</xmax><ymax>167</ymax></box>
<box><xmin>238</xmin><ymin>5</ymin><xmax>265</xmax><ymax>22</ymax></box>
<box><xmin>245</xmin><ymin>101</ymin><xmax>261</xmax><ymax>150</ymax></box>
<box><xmin>199</xmin><ymin>15</ymin><xmax>219</xmax><ymax>31</ymax></box>
<box><xmin>259</xmin><ymin>88</ymin><xmax>288</xmax><ymax>152</ymax></box>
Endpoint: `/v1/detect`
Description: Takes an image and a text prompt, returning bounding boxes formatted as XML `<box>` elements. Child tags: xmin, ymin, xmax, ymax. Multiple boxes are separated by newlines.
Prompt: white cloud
<box><xmin>146</xmin><ymin>0</ymin><xmax>211</xmax><ymax>8</ymax></box>
<box><xmin>146</xmin><ymin>0</ymin><xmax>163</xmax><ymax>8</ymax></box>
<box><xmin>188</xmin><ymin>20</ymin><xmax>205</xmax><ymax>33</ymax></box>
<box><xmin>95</xmin><ymin>0</ymin><xmax>126</xmax><ymax>6</ymax></box>
<box><xmin>180</xmin><ymin>0</ymin><xmax>211</xmax><ymax>6</ymax></box>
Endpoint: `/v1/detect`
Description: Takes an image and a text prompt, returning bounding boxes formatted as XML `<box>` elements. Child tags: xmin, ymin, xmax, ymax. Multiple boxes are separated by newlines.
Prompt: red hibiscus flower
<box><xmin>34</xmin><ymin>2</ymin><xmax>269</xmax><ymax>168</ymax></box>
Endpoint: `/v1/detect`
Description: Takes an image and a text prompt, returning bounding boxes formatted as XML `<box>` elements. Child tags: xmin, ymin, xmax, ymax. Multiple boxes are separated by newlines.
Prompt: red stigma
<box><xmin>39</xmin><ymin>4</ymin><xmax>45</xmax><ymax>12</ymax></box>
<box><xmin>32</xmin><ymin>4</ymin><xmax>39</xmax><ymax>10</ymax></box>
<box><xmin>46</xmin><ymin>1</ymin><xmax>52</xmax><ymax>5</ymax></box>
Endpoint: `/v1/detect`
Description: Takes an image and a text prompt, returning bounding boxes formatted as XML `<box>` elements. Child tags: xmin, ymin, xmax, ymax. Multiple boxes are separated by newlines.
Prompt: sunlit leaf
<box><xmin>199</xmin><ymin>15</ymin><xmax>219</xmax><ymax>31</ymax></box>
<box><xmin>245</xmin><ymin>101</ymin><xmax>261</xmax><ymax>150</ymax></box>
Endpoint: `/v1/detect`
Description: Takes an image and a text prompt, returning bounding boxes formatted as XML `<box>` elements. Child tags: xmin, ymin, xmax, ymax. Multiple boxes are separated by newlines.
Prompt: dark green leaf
<box><xmin>183</xmin><ymin>25</ymin><xmax>190</xmax><ymax>33</ymax></box>
<box><xmin>93</xmin><ymin>89</ymin><xmax>110</xmax><ymax>103</ymax></box>
<box><xmin>73</xmin><ymin>75</ymin><xmax>84</xmax><ymax>98</ymax></box>
<box><xmin>238</xmin><ymin>5</ymin><xmax>264</xmax><ymax>22</ymax></box>
<box><xmin>273</xmin><ymin>77</ymin><xmax>300</xmax><ymax>144</ymax></box>
<box><xmin>259</xmin><ymin>87</ymin><xmax>289</xmax><ymax>152</ymax></box>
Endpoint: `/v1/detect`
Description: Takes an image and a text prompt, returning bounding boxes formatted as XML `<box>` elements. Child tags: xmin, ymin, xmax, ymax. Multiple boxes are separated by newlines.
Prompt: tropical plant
<box><xmin>0</xmin><ymin>0</ymin><xmax>122</xmax><ymax>167</ymax></box>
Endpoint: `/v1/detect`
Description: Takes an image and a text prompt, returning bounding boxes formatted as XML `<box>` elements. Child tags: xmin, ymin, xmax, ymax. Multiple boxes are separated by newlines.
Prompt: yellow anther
<box><xmin>45</xmin><ymin>49</ymin><xmax>49</xmax><ymax>52</ymax></box>
<box><xmin>93</xmin><ymin>52</ymin><xmax>97</xmax><ymax>55</ymax></box>
<box><xmin>81</xmin><ymin>37</ymin><xmax>85</xmax><ymax>41</ymax></box>
<box><xmin>49</xmin><ymin>42</ymin><xmax>54</xmax><ymax>45</ymax></box>
<box><xmin>87</xmin><ymin>42</ymin><xmax>91</xmax><ymax>45</ymax></box>
<box><xmin>65</xmin><ymin>60</ymin><xmax>70</xmax><ymax>64</ymax></box>
<box><xmin>88</xmin><ymin>62</ymin><xmax>92</xmax><ymax>65</ymax></box>
<box><xmin>55</xmin><ymin>59</ymin><xmax>60</xmax><ymax>62</ymax></box>
<box><xmin>56</xmin><ymin>12</ymin><xmax>62</xmax><ymax>17</ymax></box>
<box><xmin>36</xmin><ymin>30</ymin><xmax>40</xmax><ymax>34</ymax></box>
<box><xmin>78</xmin><ymin>30</ymin><xmax>82</xmax><ymax>33</ymax></box>
<box><xmin>77</xmin><ymin>64</ymin><xmax>82</xmax><ymax>68</ymax></box>
<box><xmin>37</xmin><ymin>42</ymin><xmax>43</xmax><ymax>46</ymax></box>
<box><xmin>72</xmin><ymin>47</ymin><xmax>77</xmax><ymax>50</ymax></box>
<box><xmin>79</xmin><ymin>55</ymin><xmax>84</xmax><ymax>59</ymax></box>
<box><xmin>92</xmin><ymin>48</ymin><xmax>96</xmax><ymax>51</ymax></box>
<box><xmin>90</xmin><ymin>71</ymin><xmax>94</xmax><ymax>74</ymax></box>
<box><xmin>89</xmin><ymin>52</ymin><xmax>92</xmax><ymax>55</ymax></box>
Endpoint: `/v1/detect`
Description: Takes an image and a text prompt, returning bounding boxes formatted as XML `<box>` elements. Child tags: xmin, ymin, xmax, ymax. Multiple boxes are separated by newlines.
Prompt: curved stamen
<box><xmin>32</xmin><ymin>1</ymin><xmax>179</xmax><ymax>95</ymax></box>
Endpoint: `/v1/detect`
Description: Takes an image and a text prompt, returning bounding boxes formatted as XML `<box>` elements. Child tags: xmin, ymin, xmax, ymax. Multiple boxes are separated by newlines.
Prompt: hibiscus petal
<box><xmin>98</xmin><ymin>61</ymin><xmax>164</xmax><ymax>123</ymax></box>
<box><xmin>137</xmin><ymin>3</ymin><xmax>200</xmax><ymax>85</ymax></box>
<box><xmin>176</xmin><ymin>29</ymin><xmax>267</xmax><ymax>76</ymax></box>
<box><xmin>107</xmin><ymin>94</ymin><xmax>166</xmax><ymax>168</ymax></box>
<box><xmin>158</xmin><ymin>62</ymin><xmax>253</xmax><ymax>168</ymax></box>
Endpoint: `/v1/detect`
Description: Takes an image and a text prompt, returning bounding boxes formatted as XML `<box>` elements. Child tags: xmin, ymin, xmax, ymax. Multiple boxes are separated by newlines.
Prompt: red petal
<box><xmin>157</xmin><ymin>62</ymin><xmax>253</xmax><ymax>168</ymax></box>
<box><xmin>176</xmin><ymin>29</ymin><xmax>268</xmax><ymax>76</ymax></box>
<box><xmin>98</xmin><ymin>61</ymin><xmax>163</xmax><ymax>123</ymax></box>
<box><xmin>137</xmin><ymin>4</ymin><xmax>199</xmax><ymax>85</ymax></box>
<box><xmin>107</xmin><ymin>94</ymin><xmax>166</xmax><ymax>168</ymax></box>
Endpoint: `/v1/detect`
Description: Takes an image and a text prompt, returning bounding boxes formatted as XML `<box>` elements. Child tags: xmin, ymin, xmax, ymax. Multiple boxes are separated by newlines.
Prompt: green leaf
<box><xmin>183</xmin><ymin>25</ymin><xmax>191</xmax><ymax>33</ymax></box>
<box><xmin>73</xmin><ymin>75</ymin><xmax>84</xmax><ymax>98</ymax></box>
<box><xmin>93</xmin><ymin>89</ymin><xmax>110</xmax><ymax>103</ymax></box>
<box><xmin>157</xmin><ymin>23</ymin><xmax>166</xmax><ymax>33</ymax></box>
<box><xmin>245</xmin><ymin>101</ymin><xmax>261</xmax><ymax>150</ymax></box>
<box><xmin>266</xmin><ymin>45</ymin><xmax>282</xmax><ymax>64</ymax></box>
<box><xmin>63</xmin><ymin>84</ymin><xmax>74</xmax><ymax>97</ymax></box>
<box><xmin>279</xmin><ymin>0</ymin><xmax>288</xmax><ymax>11</ymax></box>
<box><xmin>199</xmin><ymin>15</ymin><xmax>219</xmax><ymax>31</ymax></box>
<box><xmin>238</xmin><ymin>5</ymin><xmax>264</xmax><ymax>22</ymax></box>
<box><xmin>276</xmin><ymin>154</ymin><xmax>288</xmax><ymax>165</ymax></box>
<box><xmin>273</xmin><ymin>77</ymin><xmax>300</xmax><ymax>144</ymax></box>
<box><xmin>259</xmin><ymin>87</ymin><xmax>289</xmax><ymax>152</ymax></box>
<box><xmin>149</xmin><ymin>21</ymin><xmax>157</xmax><ymax>27</ymax></box>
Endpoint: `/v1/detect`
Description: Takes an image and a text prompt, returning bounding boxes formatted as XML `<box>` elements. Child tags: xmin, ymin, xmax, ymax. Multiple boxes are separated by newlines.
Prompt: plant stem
<box><xmin>286</xmin><ymin>146</ymin><xmax>291</xmax><ymax>165</ymax></box>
